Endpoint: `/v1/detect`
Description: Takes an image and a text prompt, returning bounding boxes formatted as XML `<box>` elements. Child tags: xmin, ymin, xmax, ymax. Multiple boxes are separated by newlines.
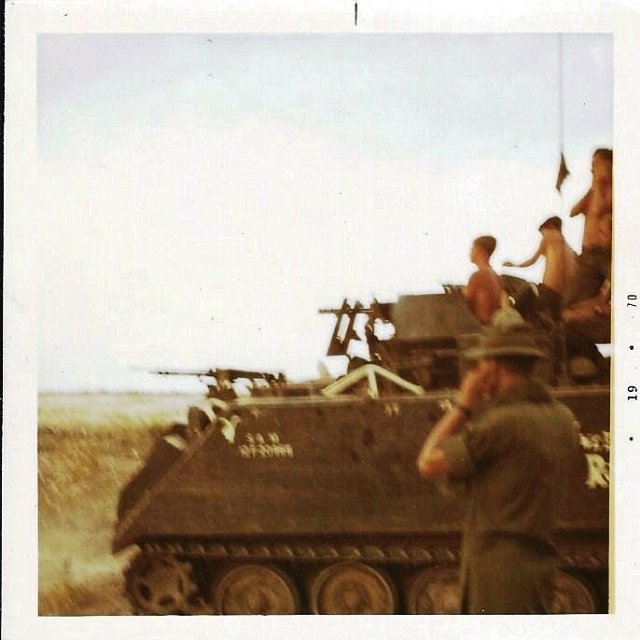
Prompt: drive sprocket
<box><xmin>125</xmin><ymin>552</ymin><xmax>196</xmax><ymax>614</ymax></box>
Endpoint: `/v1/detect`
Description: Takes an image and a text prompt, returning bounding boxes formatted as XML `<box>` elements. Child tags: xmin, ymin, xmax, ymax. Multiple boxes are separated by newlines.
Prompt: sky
<box><xmin>37</xmin><ymin>33</ymin><xmax>613</xmax><ymax>392</ymax></box>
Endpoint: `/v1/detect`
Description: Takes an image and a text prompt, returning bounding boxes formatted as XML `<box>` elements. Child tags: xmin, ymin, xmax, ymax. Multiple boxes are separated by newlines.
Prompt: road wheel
<box><xmin>405</xmin><ymin>566</ymin><xmax>460</xmax><ymax>614</ymax></box>
<box><xmin>308</xmin><ymin>561</ymin><xmax>397</xmax><ymax>614</ymax></box>
<box><xmin>210</xmin><ymin>563</ymin><xmax>300</xmax><ymax>615</ymax></box>
<box><xmin>548</xmin><ymin>570</ymin><xmax>598</xmax><ymax>613</ymax></box>
<box><xmin>125</xmin><ymin>553</ymin><xmax>195</xmax><ymax>614</ymax></box>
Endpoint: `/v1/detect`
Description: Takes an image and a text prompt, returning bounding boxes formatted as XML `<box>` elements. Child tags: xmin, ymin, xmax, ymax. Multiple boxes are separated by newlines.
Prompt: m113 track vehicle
<box><xmin>113</xmin><ymin>288</ymin><xmax>610</xmax><ymax>615</ymax></box>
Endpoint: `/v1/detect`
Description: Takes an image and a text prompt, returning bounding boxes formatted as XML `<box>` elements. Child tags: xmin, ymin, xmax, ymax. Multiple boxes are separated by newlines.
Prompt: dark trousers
<box><xmin>564</xmin><ymin>325</ymin><xmax>605</xmax><ymax>368</ymax></box>
<box><xmin>564</xmin><ymin>247</ymin><xmax>611</xmax><ymax>307</ymax></box>
<box><xmin>537</xmin><ymin>284</ymin><xmax>563</xmax><ymax>321</ymax></box>
<box><xmin>460</xmin><ymin>537</ymin><xmax>557</xmax><ymax>614</ymax></box>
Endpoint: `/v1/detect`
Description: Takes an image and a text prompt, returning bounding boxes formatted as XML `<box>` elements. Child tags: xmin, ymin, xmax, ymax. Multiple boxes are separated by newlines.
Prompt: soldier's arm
<box><xmin>417</xmin><ymin>408</ymin><xmax>467</xmax><ymax>476</ymax></box>
<box><xmin>562</xmin><ymin>279</ymin><xmax>612</xmax><ymax>324</ymax></box>
<box><xmin>503</xmin><ymin>241</ymin><xmax>543</xmax><ymax>269</ymax></box>
<box><xmin>570</xmin><ymin>189</ymin><xmax>592</xmax><ymax>217</ymax></box>
<box><xmin>417</xmin><ymin>368</ymin><xmax>491</xmax><ymax>477</ymax></box>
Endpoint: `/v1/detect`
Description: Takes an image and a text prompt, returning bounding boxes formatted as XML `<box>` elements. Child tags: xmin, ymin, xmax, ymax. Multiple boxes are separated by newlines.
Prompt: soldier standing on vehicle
<box><xmin>564</xmin><ymin>148</ymin><xmax>612</xmax><ymax>307</ymax></box>
<box><xmin>503</xmin><ymin>216</ymin><xmax>577</xmax><ymax>320</ymax></box>
<box><xmin>463</xmin><ymin>236</ymin><xmax>504</xmax><ymax>325</ymax></box>
<box><xmin>417</xmin><ymin>321</ymin><xmax>580</xmax><ymax>614</ymax></box>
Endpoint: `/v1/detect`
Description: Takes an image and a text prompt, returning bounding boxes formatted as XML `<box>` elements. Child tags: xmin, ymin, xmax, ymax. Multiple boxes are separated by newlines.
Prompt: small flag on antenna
<box><xmin>556</xmin><ymin>152</ymin><xmax>570</xmax><ymax>192</ymax></box>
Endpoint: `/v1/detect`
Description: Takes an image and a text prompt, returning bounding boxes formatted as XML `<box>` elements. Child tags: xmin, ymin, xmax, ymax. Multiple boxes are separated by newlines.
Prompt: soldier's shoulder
<box><xmin>551</xmin><ymin>398</ymin><xmax>577</xmax><ymax>419</ymax></box>
<box><xmin>549</xmin><ymin>400</ymin><xmax>581</xmax><ymax>439</ymax></box>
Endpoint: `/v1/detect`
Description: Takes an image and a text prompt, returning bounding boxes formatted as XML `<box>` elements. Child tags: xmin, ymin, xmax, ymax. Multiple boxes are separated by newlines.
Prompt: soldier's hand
<box><xmin>458</xmin><ymin>366</ymin><xmax>495</xmax><ymax>409</ymax></box>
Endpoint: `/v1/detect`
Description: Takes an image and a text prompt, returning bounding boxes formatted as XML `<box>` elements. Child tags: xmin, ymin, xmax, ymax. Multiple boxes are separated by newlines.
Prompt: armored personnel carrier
<box><xmin>113</xmin><ymin>288</ymin><xmax>609</xmax><ymax>615</ymax></box>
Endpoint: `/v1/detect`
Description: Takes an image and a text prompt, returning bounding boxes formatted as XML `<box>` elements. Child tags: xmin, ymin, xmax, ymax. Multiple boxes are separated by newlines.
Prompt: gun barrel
<box><xmin>318</xmin><ymin>307</ymin><xmax>373</xmax><ymax>315</ymax></box>
<box><xmin>153</xmin><ymin>370</ymin><xmax>216</xmax><ymax>377</ymax></box>
<box><xmin>152</xmin><ymin>368</ymin><xmax>285</xmax><ymax>381</ymax></box>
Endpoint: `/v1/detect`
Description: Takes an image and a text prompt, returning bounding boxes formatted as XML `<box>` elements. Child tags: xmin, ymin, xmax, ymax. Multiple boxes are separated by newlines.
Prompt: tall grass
<box><xmin>38</xmin><ymin>392</ymin><xmax>200</xmax><ymax>431</ymax></box>
<box><xmin>38</xmin><ymin>392</ymin><xmax>198</xmax><ymax>615</ymax></box>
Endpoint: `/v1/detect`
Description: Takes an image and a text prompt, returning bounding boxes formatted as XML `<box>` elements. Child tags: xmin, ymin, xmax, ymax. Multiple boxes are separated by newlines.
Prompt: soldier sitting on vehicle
<box><xmin>503</xmin><ymin>216</ymin><xmax>577</xmax><ymax>321</ymax></box>
<box><xmin>463</xmin><ymin>236</ymin><xmax>504</xmax><ymax>326</ymax></box>
<box><xmin>562</xmin><ymin>279</ymin><xmax>611</xmax><ymax>381</ymax></box>
<box><xmin>564</xmin><ymin>148</ymin><xmax>612</xmax><ymax>307</ymax></box>
<box><xmin>559</xmin><ymin>148</ymin><xmax>612</xmax><ymax>382</ymax></box>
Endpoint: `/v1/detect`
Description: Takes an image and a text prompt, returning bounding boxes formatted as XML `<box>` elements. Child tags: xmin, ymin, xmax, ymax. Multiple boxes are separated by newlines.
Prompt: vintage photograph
<box><xmin>35</xmin><ymin>31</ymin><xmax>612</xmax><ymax>617</ymax></box>
<box><xmin>8</xmin><ymin>2</ymin><xmax>640</xmax><ymax>638</ymax></box>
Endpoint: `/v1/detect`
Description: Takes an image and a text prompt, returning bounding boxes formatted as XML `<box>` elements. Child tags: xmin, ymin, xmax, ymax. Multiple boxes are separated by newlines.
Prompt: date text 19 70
<box><xmin>628</xmin><ymin>294</ymin><xmax>637</xmax><ymax>401</ymax></box>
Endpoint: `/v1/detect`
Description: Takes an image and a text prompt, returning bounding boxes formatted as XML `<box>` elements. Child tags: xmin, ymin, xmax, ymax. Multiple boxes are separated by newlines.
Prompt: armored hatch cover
<box><xmin>391</xmin><ymin>293</ymin><xmax>482</xmax><ymax>341</ymax></box>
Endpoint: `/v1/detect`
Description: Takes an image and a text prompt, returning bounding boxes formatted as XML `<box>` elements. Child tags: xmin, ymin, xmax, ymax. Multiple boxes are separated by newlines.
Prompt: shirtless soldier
<box><xmin>464</xmin><ymin>236</ymin><xmax>504</xmax><ymax>325</ymax></box>
<box><xmin>417</xmin><ymin>321</ymin><xmax>580</xmax><ymax>613</ymax></box>
<box><xmin>503</xmin><ymin>216</ymin><xmax>577</xmax><ymax>319</ymax></box>
<box><xmin>564</xmin><ymin>148</ymin><xmax>612</xmax><ymax>306</ymax></box>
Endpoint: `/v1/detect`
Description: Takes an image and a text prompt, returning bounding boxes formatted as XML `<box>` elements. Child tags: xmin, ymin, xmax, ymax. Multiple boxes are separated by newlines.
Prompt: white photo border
<box><xmin>4</xmin><ymin>1</ymin><xmax>639</xmax><ymax>638</ymax></box>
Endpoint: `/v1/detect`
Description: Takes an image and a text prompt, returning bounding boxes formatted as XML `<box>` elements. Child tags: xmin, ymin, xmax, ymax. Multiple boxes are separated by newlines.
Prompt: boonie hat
<box><xmin>465</xmin><ymin>321</ymin><xmax>548</xmax><ymax>360</ymax></box>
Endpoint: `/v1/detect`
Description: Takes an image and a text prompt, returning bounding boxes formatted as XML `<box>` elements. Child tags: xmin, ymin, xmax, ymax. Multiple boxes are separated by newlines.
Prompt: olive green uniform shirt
<box><xmin>441</xmin><ymin>378</ymin><xmax>580</xmax><ymax>613</ymax></box>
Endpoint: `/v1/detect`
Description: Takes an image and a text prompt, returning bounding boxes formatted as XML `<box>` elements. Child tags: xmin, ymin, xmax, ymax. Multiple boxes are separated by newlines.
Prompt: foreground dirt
<box><xmin>38</xmin><ymin>393</ymin><xmax>199</xmax><ymax>615</ymax></box>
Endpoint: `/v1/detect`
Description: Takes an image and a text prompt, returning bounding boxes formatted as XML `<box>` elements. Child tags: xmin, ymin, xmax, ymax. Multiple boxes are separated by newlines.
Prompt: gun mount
<box><xmin>319</xmin><ymin>286</ymin><xmax>568</xmax><ymax>390</ymax></box>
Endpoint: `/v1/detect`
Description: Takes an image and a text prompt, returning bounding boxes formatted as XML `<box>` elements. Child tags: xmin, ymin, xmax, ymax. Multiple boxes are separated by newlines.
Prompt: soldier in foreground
<box><xmin>417</xmin><ymin>321</ymin><xmax>580</xmax><ymax>613</ymax></box>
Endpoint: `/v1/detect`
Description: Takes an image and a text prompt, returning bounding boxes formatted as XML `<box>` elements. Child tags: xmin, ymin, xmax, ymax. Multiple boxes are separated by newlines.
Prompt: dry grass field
<box><xmin>38</xmin><ymin>392</ymin><xmax>200</xmax><ymax>615</ymax></box>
